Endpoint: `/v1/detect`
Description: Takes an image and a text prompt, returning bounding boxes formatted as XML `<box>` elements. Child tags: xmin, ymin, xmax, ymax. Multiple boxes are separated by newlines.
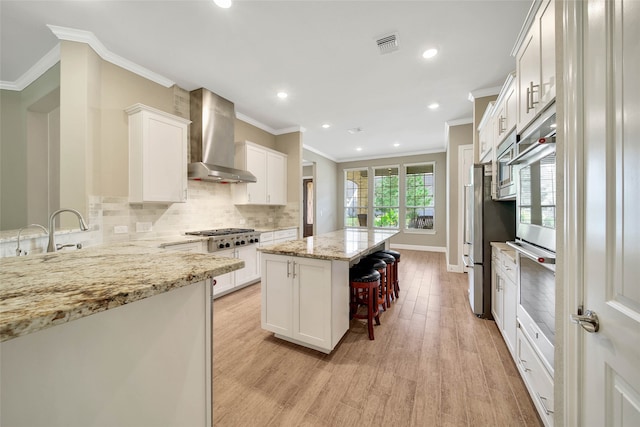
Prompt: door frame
<box><xmin>302</xmin><ymin>176</ymin><xmax>314</xmax><ymax>237</ymax></box>
<box><xmin>561</xmin><ymin>0</ymin><xmax>584</xmax><ymax>425</ymax></box>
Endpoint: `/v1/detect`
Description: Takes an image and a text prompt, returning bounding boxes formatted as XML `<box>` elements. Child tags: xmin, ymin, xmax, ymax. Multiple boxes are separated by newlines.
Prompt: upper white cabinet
<box><xmin>493</xmin><ymin>72</ymin><xmax>517</xmax><ymax>145</ymax></box>
<box><xmin>126</xmin><ymin>104</ymin><xmax>190</xmax><ymax>203</ymax></box>
<box><xmin>232</xmin><ymin>141</ymin><xmax>287</xmax><ymax>205</ymax></box>
<box><xmin>478</xmin><ymin>101</ymin><xmax>495</xmax><ymax>164</ymax></box>
<box><xmin>515</xmin><ymin>0</ymin><xmax>556</xmax><ymax>133</ymax></box>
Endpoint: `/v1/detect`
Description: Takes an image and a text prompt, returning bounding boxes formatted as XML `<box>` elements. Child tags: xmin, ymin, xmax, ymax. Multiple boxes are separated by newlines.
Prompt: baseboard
<box><xmin>389</xmin><ymin>244</ymin><xmax>446</xmax><ymax>253</ymax></box>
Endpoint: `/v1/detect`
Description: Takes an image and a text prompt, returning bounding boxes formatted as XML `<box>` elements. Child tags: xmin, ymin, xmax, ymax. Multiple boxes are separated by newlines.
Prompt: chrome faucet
<box><xmin>47</xmin><ymin>208</ymin><xmax>90</xmax><ymax>252</ymax></box>
<box><xmin>16</xmin><ymin>224</ymin><xmax>49</xmax><ymax>256</ymax></box>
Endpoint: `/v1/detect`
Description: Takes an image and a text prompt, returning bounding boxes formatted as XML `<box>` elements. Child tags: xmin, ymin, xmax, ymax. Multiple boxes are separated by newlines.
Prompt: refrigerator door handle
<box><xmin>463</xmin><ymin>184</ymin><xmax>473</xmax><ymax>245</ymax></box>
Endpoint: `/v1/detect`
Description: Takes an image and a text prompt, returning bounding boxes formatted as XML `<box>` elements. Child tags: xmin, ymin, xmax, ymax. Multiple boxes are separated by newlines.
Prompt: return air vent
<box><xmin>376</xmin><ymin>32</ymin><xmax>399</xmax><ymax>54</ymax></box>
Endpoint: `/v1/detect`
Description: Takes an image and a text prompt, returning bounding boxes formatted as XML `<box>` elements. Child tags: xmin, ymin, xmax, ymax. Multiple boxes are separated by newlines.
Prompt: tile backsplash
<box><xmin>0</xmin><ymin>180</ymin><xmax>299</xmax><ymax>257</ymax></box>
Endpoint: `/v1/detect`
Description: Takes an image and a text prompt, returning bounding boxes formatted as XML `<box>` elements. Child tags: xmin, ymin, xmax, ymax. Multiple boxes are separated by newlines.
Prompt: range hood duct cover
<box><xmin>188</xmin><ymin>88</ymin><xmax>257</xmax><ymax>183</ymax></box>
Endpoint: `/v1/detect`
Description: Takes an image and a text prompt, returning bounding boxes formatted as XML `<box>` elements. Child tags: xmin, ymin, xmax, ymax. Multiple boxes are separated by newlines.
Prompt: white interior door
<box><xmin>459</xmin><ymin>144</ymin><xmax>474</xmax><ymax>271</ymax></box>
<box><xmin>574</xmin><ymin>0</ymin><xmax>640</xmax><ymax>425</ymax></box>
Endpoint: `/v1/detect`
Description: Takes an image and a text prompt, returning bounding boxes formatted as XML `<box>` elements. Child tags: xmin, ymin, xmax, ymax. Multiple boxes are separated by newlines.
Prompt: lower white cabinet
<box><xmin>516</xmin><ymin>326</ymin><xmax>555</xmax><ymax>426</ymax></box>
<box><xmin>491</xmin><ymin>245</ymin><xmax>517</xmax><ymax>356</ymax></box>
<box><xmin>261</xmin><ymin>253</ymin><xmax>349</xmax><ymax>353</ymax></box>
<box><xmin>213</xmin><ymin>245</ymin><xmax>260</xmax><ymax>298</ymax></box>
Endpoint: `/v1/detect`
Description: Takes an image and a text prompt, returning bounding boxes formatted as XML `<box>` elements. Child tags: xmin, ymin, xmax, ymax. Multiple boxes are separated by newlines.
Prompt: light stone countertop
<box><xmin>258</xmin><ymin>228</ymin><xmax>399</xmax><ymax>262</ymax></box>
<box><xmin>0</xmin><ymin>241</ymin><xmax>243</xmax><ymax>342</ymax></box>
<box><xmin>490</xmin><ymin>241</ymin><xmax>516</xmax><ymax>263</ymax></box>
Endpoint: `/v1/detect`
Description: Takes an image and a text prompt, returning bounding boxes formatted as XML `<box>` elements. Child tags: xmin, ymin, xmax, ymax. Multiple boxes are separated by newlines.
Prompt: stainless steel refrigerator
<box><xmin>463</xmin><ymin>164</ymin><xmax>515</xmax><ymax>318</ymax></box>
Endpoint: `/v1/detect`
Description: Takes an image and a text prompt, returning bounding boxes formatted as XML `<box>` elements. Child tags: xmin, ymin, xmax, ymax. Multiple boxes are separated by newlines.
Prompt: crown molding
<box><xmin>445</xmin><ymin>117</ymin><xmax>473</xmax><ymax>127</ymax></box>
<box><xmin>336</xmin><ymin>146</ymin><xmax>446</xmax><ymax>163</ymax></box>
<box><xmin>47</xmin><ymin>25</ymin><xmax>174</xmax><ymax>88</ymax></box>
<box><xmin>0</xmin><ymin>45</ymin><xmax>60</xmax><ymax>91</ymax></box>
<box><xmin>467</xmin><ymin>86</ymin><xmax>501</xmax><ymax>102</ymax></box>
<box><xmin>275</xmin><ymin>126</ymin><xmax>306</xmax><ymax>135</ymax></box>
<box><xmin>235</xmin><ymin>112</ymin><xmax>277</xmax><ymax>134</ymax></box>
<box><xmin>302</xmin><ymin>144</ymin><xmax>338</xmax><ymax>162</ymax></box>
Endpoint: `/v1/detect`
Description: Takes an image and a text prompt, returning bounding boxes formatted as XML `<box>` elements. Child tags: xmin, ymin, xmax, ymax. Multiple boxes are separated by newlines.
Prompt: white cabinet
<box><xmin>232</xmin><ymin>141</ymin><xmax>287</xmax><ymax>205</ymax></box>
<box><xmin>478</xmin><ymin>102</ymin><xmax>495</xmax><ymax>164</ymax></box>
<box><xmin>261</xmin><ymin>253</ymin><xmax>349</xmax><ymax>353</ymax></box>
<box><xmin>126</xmin><ymin>104</ymin><xmax>190</xmax><ymax>204</ymax></box>
<box><xmin>213</xmin><ymin>245</ymin><xmax>260</xmax><ymax>298</ymax></box>
<box><xmin>516</xmin><ymin>326</ymin><xmax>555</xmax><ymax>427</ymax></box>
<box><xmin>515</xmin><ymin>0</ymin><xmax>556</xmax><ymax>133</ymax></box>
<box><xmin>493</xmin><ymin>72</ymin><xmax>517</xmax><ymax>145</ymax></box>
<box><xmin>491</xmin><ymin>245</ymin><xmax>517</xmax><ymax>357</ymax></box>
<box><xmin>259</xmin><ymin>228</ymin><xmax>298</xmax><ymax>247</ymax></box>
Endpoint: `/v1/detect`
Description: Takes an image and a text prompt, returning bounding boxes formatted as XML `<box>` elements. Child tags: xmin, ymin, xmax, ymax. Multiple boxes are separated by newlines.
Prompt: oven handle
<box><xmin>507</xmin><ymin>137</ymin><xmax>555</xmax><ymax>166</ymax></box>
<box><xmin>462</xmin><ymin>254</ymin><xmax>473</xmax><ymax>268</ymax></box>
<box><xmin>507</xmin><ymin>241</ymin><xmax>556</xmax><ymax>265</ymax></box>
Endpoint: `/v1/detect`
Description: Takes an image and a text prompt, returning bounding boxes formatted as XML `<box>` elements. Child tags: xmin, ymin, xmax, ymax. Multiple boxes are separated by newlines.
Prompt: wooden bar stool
<box><xmin>380</xmin><ymin>249</ymin><xmax>401</xmax><ymax>298</ymax></box>
<box><xmin>349</xmin><ymin>268</ymin><xmax>381</xmax><ymax>340</ymax></box>
<box><xmin>356</xmin><ymin>257</ymin><xmax>388</xmax><ymax>311</ymax></box>
<box><xmin>369</xmin><ymin>252</ymin><xmax>396</xmax><ymax>305</ymax></box>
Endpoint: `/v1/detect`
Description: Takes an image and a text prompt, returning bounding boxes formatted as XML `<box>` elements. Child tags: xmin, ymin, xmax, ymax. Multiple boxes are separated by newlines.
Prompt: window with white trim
<box><xmin>373</xmin><ymin>166</ymin><xmax>399</xmax><ymax>228</ymax></box>
<box><xmin>344</xmin><ymin>169</ymin><xmax>368</xmax><ymax>227</ymax></box>
<box><xmin>405</xmin><ymin>163</ymin><xmax>435</xmax><ymax>230</ymax></box>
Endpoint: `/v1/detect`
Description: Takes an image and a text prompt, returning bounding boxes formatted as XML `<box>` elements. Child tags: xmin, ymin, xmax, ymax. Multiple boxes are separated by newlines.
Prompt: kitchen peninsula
<box><xmin>0</xmin><ymin>242</ymin><xmax>243</xmax><ymax>427</ymax></box>
<box><xmin>259</xmin><ymin>228</ymin><xmax>398</xmax><ymax>353</ymax></box>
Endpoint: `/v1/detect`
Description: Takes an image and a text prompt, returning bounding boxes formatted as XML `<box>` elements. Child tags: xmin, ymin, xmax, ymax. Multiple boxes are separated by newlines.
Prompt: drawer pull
<box><xmin>519</xmin><ymin>358</ymin><xmax>532</xmax><ymax>372</ymax></box>
<box><xmin>536</xmin><ymin>392</ymin><xmax>554</xmax><ymax>415</ymax></box>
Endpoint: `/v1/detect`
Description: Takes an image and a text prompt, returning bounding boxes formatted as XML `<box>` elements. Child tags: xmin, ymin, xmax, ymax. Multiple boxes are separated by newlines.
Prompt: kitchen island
<box><xmin>258</xmin><ymin>228</ymin><xmax>398</xmax><ymax>353</ymax></box>
<box><xmin>0</xmin><ymin>242</ymin><xmax>243</xmax><ymax>427</ymax></box>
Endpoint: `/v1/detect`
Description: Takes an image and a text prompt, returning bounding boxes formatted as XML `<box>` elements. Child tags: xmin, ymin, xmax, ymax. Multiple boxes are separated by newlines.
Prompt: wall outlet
<box><xmin>114</xmin><ymin>225</ymin><xmax>128</xmax><ymax>234</ymax></box>
<box><xmin>136</xmin><ymin>222</ymin><xmax>153</xmax><ymax>233</ymax></box>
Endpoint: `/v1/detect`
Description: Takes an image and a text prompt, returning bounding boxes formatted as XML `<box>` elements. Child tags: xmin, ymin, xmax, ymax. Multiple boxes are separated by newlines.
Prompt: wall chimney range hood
<box><xmin>188</xmin><ymin>88</ymin><xmax>257</xmax><ymax>183</ymax></box>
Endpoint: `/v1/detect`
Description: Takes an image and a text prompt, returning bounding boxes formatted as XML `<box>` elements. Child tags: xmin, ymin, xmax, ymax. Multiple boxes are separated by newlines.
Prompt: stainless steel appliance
<box><xmin>507</xmin><ymin>240</ymin><xmax>556</xmax><ymax>373</ymax></box>
<box><xmin>185</xmin><ymin>228</ymin><xmax>260</xmax><ymax>252</ymax></box>
<box><xmin>495</xmin><ymin>130</ymin><xmax>518</xmax><ymax>200</ymax></box>
<box><xmin>509</xmin><ymin>108</ymin><xmax>557</xmax><ymax>252</ymax></box>
<box><xmin>463</xmin><ymin>164</ymin><xmax>516</xmax><ymax>318</ymax></box>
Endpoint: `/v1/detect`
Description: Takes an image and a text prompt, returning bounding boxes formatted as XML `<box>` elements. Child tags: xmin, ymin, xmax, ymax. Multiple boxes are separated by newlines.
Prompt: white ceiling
<box><xmin>0</xmin><ymin>0</ymin><xmax>531</xmax><ymax>162</ymax></box>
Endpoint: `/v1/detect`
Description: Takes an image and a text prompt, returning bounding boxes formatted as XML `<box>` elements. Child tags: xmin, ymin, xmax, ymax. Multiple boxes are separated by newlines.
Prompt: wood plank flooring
<box><xmin>213</xmin><ymin>250</ymin><xmax>542</xmax><ymax>426</ymax></box>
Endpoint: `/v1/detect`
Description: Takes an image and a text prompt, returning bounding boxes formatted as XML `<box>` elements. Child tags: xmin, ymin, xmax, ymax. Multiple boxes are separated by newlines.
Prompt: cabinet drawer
<box><xmin>516</xmin><ymin>328</ymin><xmax>554</xmax><ymax>426</ymax></box>
<box><xmin>500</xmin><ymin>251</ymin><xmax>517</xmax><ymax>283</ymax></box>
<box><xmin>260</xmin><ymin>231</ymin><xmax>274</xmax><ymax>245</ymax></box>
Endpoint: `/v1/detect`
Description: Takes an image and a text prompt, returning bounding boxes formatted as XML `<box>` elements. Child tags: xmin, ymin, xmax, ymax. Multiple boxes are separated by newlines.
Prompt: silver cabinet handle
<box><xmin>536</xmin><ymin>392</ymin><xmax>554</xmax><ymax>415</ymax></box>
<box><xmin>286</xmin><ymin>260</ymin><xmax>291</xmax><ymax>278</ymax></box>
<box><xmin>570</xmin><ymin>309</ymin><xmax>600</xmax><ymax>333</ymax></box>
<box><xmin>526</xmin><ymin>81</ymin><xmax>540</xmax><ymax>113</ymax></box>
<box><xmin>519</xmin><ymin>358</ymin><xmax>532</xmax><ymax>372</ymax></box>
<box><xmin>292</xmin><ymin>261</ymin><xmax>297</xmax><ymax>279</ymax></box>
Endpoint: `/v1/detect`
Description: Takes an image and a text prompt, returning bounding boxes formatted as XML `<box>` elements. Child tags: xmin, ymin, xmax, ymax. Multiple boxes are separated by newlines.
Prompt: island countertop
<box><xmin>0</xmin><ymin>242</ymin><xmax>243</xmax><ymax>342</ymax></box>
<box><xmin>257</xmin><ymin>228</ymin><xmax>398</xmax><ymax>262</ymax></box>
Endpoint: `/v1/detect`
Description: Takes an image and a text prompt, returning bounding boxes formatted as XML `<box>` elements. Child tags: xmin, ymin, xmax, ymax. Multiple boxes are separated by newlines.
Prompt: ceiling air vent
<box><xmin>376</xmin><ymin>32</ymin><xmax>399</xmax><ymax>54</ymax></box>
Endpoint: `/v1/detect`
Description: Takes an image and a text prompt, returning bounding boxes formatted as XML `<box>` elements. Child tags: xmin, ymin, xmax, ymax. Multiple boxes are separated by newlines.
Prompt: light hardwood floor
<box><xmin>213</xmin><ymin>250</ymin><xmax>542</xmax><ymax>426</ymax></box>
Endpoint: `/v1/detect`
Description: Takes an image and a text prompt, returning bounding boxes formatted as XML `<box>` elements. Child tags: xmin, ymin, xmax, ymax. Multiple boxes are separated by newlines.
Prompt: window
<box><xmin>405</xmin><ymin>163</ymin><xmax>435</xmax><ymax>230</ymax></box>
<box><xmin>344</xmin><ymin>169</ymin><xmax>368</xmax><ymax>227</ymax></box>
<box><xmin>373</xmin><ymin>167</ymin><xmax>399</xmax><ymax>228</ymax></box>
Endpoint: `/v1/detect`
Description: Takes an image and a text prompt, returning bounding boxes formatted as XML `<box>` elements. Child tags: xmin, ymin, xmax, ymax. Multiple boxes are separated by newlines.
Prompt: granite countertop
<box><xmin>258</xmin><ymin>228</ymin><xmax>398</xmax><ymax>262</ymax></box>
<box><xmin>490</xmin><ymin>241</ymin><xmax>516</xmax><ymax>263</ymax></box>
<box><xmin>0</xmin><ymin>242</ymin><xmax>243</xmax><ymax>342</ymax></box>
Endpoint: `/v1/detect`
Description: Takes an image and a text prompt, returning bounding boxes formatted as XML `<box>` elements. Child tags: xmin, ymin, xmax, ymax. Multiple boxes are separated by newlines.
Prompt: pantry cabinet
<box><xmin>232</xmin><ymin>141</ymin><xmax>287</xmax><ymax>205</ymax></box>
<box><xmin>515</xmin><ymin>0</ymin><xmax>556</xmax><ymax>133</ymax></box>
<box><xmin>126</xmin><ymin>104</ymin><xmax>190</xmax><ymax>204</ymax></box>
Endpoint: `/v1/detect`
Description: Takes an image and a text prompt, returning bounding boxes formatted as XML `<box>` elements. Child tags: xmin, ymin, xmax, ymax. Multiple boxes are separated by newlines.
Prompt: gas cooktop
<box><xmin>185</xmin><ymin>228</ymin><xmax>255</xmax><ymax>237</ymax></box>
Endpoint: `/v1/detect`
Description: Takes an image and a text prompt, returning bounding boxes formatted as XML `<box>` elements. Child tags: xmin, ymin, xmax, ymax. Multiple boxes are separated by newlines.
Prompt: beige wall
<box><xmin>303</xmin><ymin>149</ymin><xmax>339</xmax><ymax>234</ymax></box>
<box><xmin>446</xmin><ymin>123</ymin><xmax>473</xmax><ymax>268</ymax></box>
<box><xmin>235</xmin><ymin>119</ymin><xmax>276</xmax><ymax>150</ymax></box>
<box><xmin>275</xmin><ymin>132</ymin><xmax>302</xmax><ymax>204</ymax></box>
<box><xmin>1</xmin><ymin>63</ymin><xmax>60</xmax><ymax>230</ymax></box>
<box><xmin>338</xmin><ymin>152</ymin><xmax>447</xmax><ymax>249</ymax></box>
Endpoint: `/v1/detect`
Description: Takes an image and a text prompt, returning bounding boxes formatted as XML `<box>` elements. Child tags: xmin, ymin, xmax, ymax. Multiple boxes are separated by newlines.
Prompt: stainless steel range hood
<box><xmin>188</xmin><ymin>88</ymin><xmax>256</xmax><ymax>183</ymax></box>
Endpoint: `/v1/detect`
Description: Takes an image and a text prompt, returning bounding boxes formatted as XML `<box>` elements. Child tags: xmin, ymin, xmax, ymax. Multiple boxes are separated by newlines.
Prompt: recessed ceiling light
<box><xmin>213</xmin><ymin>0</ymin><xmax>232</xmax><ymax>8</ymax></box>
<box><xmin>356</xmin><ymin>147</ymin><xmax>363</xmax><ymax>152</ymax></box>
<box><xmin>393</xmin><ymin>142</ymin><xmax>400</xmax><ymax>147</ymax></box>
<box><xmin>422</xmin><ymin>48</ymin><xmax>438</xmax><ymax>59</ymax></box>
<box><xmin>277</xmin><ymin>91</ymin><xmax>288</xmax><ymax>99</ymax></box>
<box><xmin>322</xmin><ymin>123</ymin><xmax>331</xmax><ymax>129</ymax></box>
<box><xmin>428</xmin><ymin>103</ymin><xmax>440</xmax><ymax>110</ymax></box>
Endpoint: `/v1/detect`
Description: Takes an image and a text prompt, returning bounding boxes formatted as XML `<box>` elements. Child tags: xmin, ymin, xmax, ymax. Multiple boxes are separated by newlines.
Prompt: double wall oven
<box><xmin>507</xmin><ymin>106</ymin><xmax>557</xmax><ymax>373</ymax></box>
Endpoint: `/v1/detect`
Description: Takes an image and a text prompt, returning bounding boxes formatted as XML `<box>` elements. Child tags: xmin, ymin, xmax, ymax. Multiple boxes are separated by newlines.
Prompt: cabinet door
<box><xmin>267</xmin><ymin>151</ymin><xmax>287</xmax><ymax>205</ymax></box>
<box><xmin>494</xmin><ymin>102</ymin><xmax>506</xmax><ymax>143</ymax></box>
<box><xmin>292</xmin><ymin>258</ymin><xmax>332</xmax><ymax>348</ymax></box>
<box><xmin>516</xmin><ymin>28</ymin><xmax>540</xmax><ymax>132</ymax></box>
<box><xmin>491</xmin><ymin>259</ymin><xmax>503</xmax><ymax>329</ymax></box>
<box><xmin>261</xmin><ymin>255</ymin><xmax>292</xmax><ymax>335</ymax></box>
<box><xmin>245</xmin><ymin>144</ymin><xmax>267</xmax><ymax>204</ymax></box>
<box><xmin>503</xmin><ymin>274</ymin><xmax>517</xmax><ymax>356</ymax></box>
<box><xmin>538</xmin><ymin>0</ymin><xmax>556</xmax><ymax>108</ymax></box>
<box><xmin>235</xmin><ymin>245</ymin><xmax>260</xmax><ymax>285</ymax></box>
<box><xmin>505</xmin><ymin>82</ymin><xmax>517</xmax><ymax>133</ymax></box>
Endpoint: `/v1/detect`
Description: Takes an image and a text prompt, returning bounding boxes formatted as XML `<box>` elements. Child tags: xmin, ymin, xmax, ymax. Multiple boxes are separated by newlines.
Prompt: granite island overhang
<box><xmin>257</xmin><ymin>228</ymin><xmax>398</xmax><ymax>353</ymax></box>
<box><xmin>0</xmin><ymin>241</ymin><xmax>243</xmax><ymax>426</ymax></box>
